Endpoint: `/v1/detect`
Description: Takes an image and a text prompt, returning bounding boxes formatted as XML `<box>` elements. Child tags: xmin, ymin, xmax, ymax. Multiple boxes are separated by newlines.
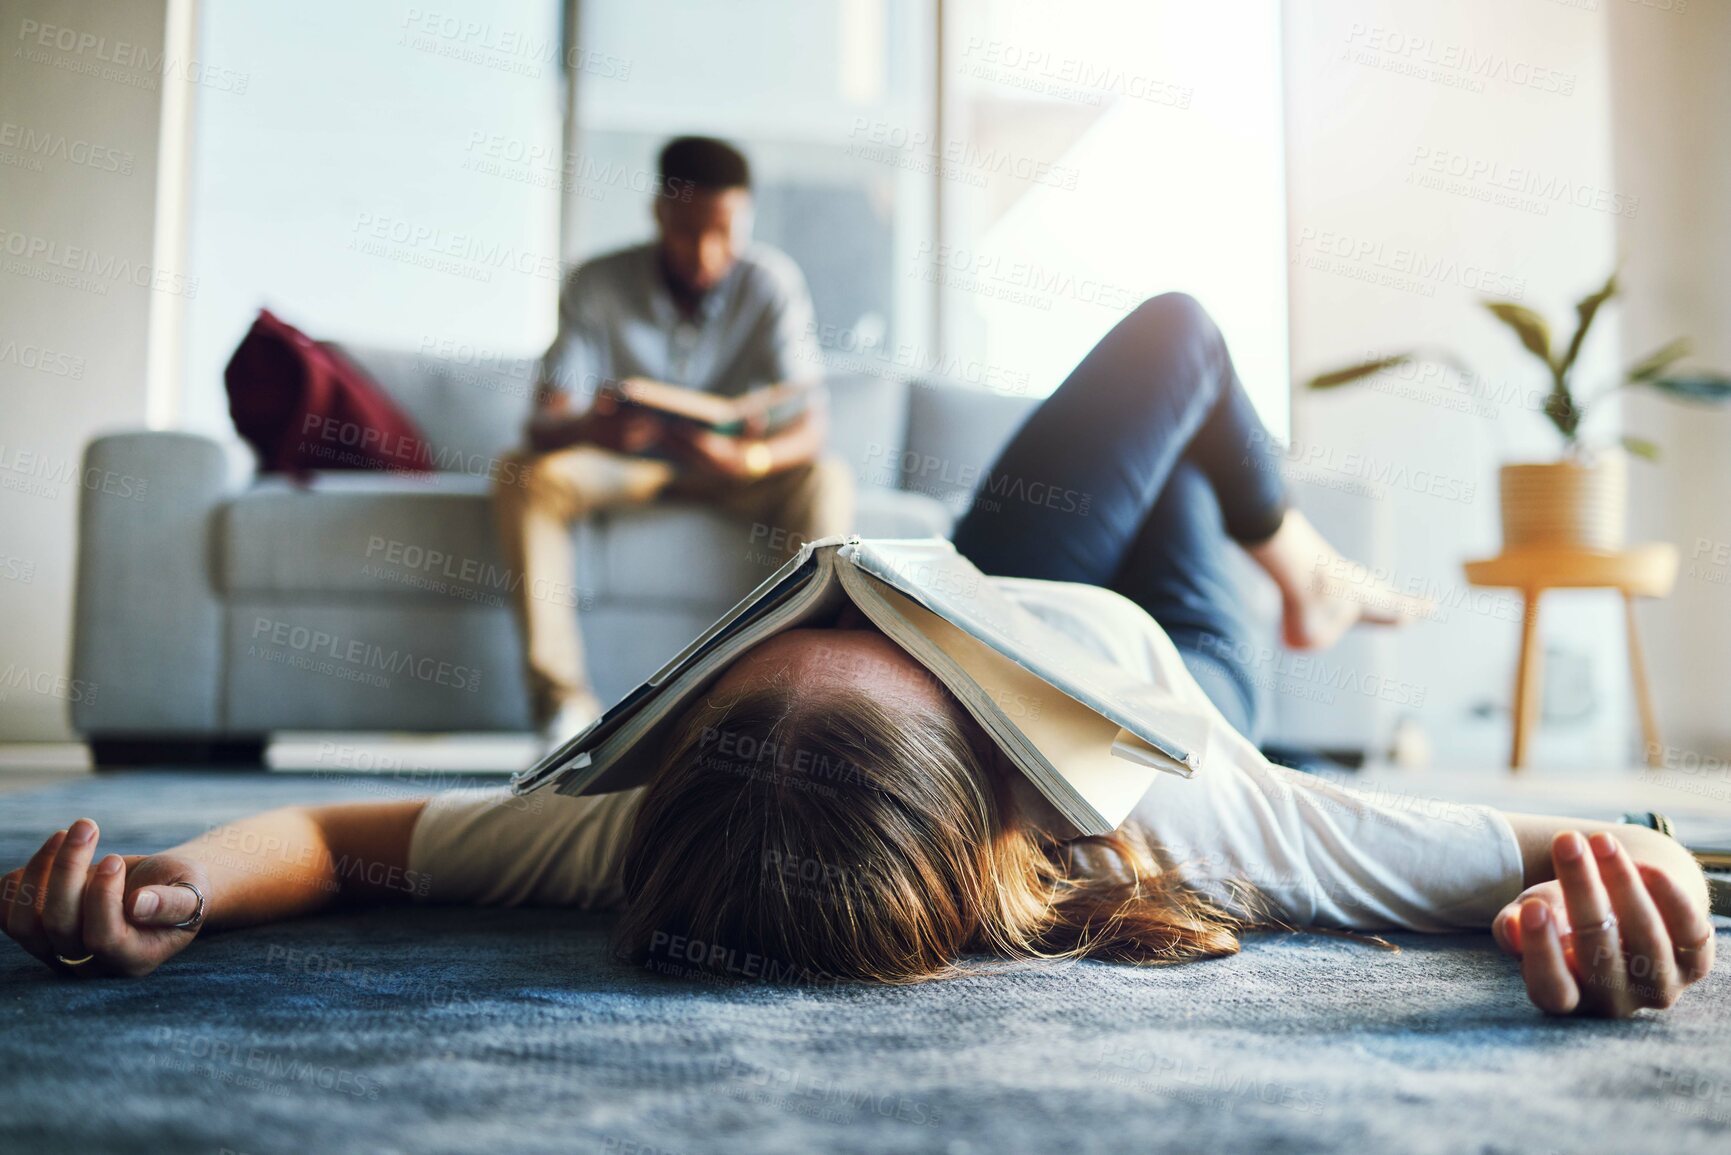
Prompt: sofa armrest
<box><xmin>71</xmin><ymin>431</ymin><xmax>255</xmax><ymax>735</ymax></box>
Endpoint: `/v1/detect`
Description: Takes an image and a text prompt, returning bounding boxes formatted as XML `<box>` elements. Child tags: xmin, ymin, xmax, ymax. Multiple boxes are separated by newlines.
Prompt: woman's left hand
<box><xmin>1492</xmin><ymin>830</ymin><xmax>1715</xmax><ymax>1017</ymax></box>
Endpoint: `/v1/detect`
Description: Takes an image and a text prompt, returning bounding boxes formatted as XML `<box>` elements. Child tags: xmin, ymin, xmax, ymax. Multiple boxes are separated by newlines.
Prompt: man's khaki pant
<box><xmin>493</xmin><ymin>447</ymin><xmax>855</xmax><ymax>722</ymax></box>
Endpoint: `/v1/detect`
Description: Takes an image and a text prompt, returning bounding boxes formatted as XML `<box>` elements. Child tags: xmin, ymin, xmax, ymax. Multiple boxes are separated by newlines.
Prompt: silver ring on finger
<box><xmin>1568</xmin><ymin>914</ymin><xmax>1618</xmax><ymax>937</ymax></box>
<box><xmin>55</xmin><ymin>953</ymin><xmax>95</xmax><ymax>966</ymax></box>
<box><xmin>169</xmin><ymin>881</ymin><xmax>206</xmax><ymax>930</ymax></box>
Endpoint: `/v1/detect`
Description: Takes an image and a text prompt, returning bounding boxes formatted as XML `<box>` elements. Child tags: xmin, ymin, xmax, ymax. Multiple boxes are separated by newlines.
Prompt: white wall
<box><xmin>0</xmin><ymin>0</ymin><xmax>179</xmax><ymax>741</ymax></box>
<box><xmin>1607</xmin><ymin>0</ymin><xmax>1731</xmax><ymax>762</ymax></box>
<box><xmin>1284</xmin><ymin>0</ymin><xmax>1631</xmax><ymax>767</ymax></box>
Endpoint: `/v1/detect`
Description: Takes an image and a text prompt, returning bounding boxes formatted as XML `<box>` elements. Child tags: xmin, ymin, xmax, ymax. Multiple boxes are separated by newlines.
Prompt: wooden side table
<box><xmin>1463</xmin><ymin>544</ymin><xmax>1679</xmax><ymax>771</ymax></box>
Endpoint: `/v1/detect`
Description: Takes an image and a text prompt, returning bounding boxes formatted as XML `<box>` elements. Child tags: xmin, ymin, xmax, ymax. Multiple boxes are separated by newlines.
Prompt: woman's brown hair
<box><xmin>615</xmin><ymin>677</ymin><xmax>1242</xmax><ymax>985</ymax></box>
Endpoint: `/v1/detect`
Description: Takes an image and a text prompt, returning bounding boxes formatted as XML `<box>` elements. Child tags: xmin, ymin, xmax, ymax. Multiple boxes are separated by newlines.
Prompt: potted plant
<box><xmin>1308</xmin><ymin>272</ymin><xmax>1731</xmax><ymax>551</ymax></box>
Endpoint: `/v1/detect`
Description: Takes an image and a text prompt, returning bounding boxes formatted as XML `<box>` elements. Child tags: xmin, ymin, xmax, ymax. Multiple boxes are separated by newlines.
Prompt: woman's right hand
<box><xmin>2</xmin><ymin>818</ymin><xmax>210</xmax><ymax>978</ymax></box>
<box><xmin>1491</xmin><ymin>830</ymin><xmax>1715</xmax><ymax>1017</ymax></box>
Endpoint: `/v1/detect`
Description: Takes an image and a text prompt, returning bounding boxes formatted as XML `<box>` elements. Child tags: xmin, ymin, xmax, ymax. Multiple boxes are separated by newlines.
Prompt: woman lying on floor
<box><xmin>3</xmin><ymin>295</ymin><xmax>1715</xmax><ymax>1017</ymax></box>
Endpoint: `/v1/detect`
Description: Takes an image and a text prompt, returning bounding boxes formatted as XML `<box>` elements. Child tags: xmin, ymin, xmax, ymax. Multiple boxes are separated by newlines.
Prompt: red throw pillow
<box><xmin>225</xmin><ymin>308</ymin><xmax>431</xmax><ymax>475</ymax></box>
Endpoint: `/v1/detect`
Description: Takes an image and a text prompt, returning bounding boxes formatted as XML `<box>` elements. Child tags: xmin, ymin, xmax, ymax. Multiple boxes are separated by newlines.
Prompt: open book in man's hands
<box><xmin>609</xmin><ymin>377</ymin><xmax>810</xmax><ymax>436</ymax></box>
<box><xmin>512</xmin><ymin>537</ymin><xmax>1209</xmax><ymax>838</ymax></box>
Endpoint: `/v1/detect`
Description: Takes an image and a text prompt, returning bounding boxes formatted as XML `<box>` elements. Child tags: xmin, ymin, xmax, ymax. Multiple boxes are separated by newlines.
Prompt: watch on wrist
<box><xmin>743</xmin><ymin>441</ymin><xmax>773</xmax><ymax>479</ymax></box>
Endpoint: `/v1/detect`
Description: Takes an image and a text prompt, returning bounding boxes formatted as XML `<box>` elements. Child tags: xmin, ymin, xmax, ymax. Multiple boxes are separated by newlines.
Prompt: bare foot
<box><xmin>1246</xmin><ymin>511</ymin><xmax>1435</xmax><ymax>651</ymax></box>
<box><xmin>1283</xmin><ymin>567</ymin><xmax>1436</xmax><ymax>650</ymax></box>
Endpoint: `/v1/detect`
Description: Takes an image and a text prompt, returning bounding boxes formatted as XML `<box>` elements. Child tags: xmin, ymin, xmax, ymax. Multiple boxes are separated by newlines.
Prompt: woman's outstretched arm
<box><xmin>1493</xmin><ymin>812</ymin><xmax>1715</xmax><ymax>1017</ymax></box>
<box><xmin>1</xmin><ymin>799</ymin><xmax>427</xmax><ymax>978</ymax></box>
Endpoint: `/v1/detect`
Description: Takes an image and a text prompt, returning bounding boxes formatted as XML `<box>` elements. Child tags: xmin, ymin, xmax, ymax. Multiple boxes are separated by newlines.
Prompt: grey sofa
<box><xmin>69</xmin><ymin>348</ymin><xmax>1037</xmax><ymax>761</ymax></box>
<box><xmin>70</xmin><ymin>345</ymin><xmax>1391</xmax><ymax>764</ymax></box>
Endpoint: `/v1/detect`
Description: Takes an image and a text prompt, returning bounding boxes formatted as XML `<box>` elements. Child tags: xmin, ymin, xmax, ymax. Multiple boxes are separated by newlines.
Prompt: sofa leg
<box><xmin>88</xmin><ymin>736</ymin><xmax>269</xmax><ymax>770</ymax></box>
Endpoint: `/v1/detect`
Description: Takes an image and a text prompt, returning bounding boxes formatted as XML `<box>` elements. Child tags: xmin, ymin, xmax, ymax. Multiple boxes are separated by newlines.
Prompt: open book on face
<box><xmin>512</xmin><ymin>537</ymin><xmax>1211</xmax><ymax>838</ymax></box>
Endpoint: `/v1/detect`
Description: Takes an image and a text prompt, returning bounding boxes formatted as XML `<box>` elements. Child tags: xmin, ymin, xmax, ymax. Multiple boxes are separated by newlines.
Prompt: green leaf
<box><xmin>1483</xmin><ymin>301</ymin><xmax>1554</xmax><ymax>367</ymax></box>
<box><xmin>1626</xmin><ymin>338</ymin><xmax>1691</xmax><ymax>383</ymax></box>
<box><xmin>1620</xmin><ymin>435</ymin><xmax>1661</xmax><ymax>462</ymax></box>
<box><xmin>1543</xmin><ymin>386</ymin><xmax>1583</xmax><ymax>438</ymax></box>
<box><xmin>1305</xmin><ymin>354</ymin><xmax>1416</xmax><ymax>390</ymax></box>
<box><xmin>1647</xmin><ymin>374</ymin><xmax>1731</xmax><ymax>402</ymax></box>
<box><xmin>1557</xmin><ymin>270</ymin><xmax>1618</xmax><ymax>380</ymax></box>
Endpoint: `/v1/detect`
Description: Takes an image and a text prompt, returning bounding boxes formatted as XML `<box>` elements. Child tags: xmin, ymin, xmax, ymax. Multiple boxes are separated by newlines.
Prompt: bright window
<box><xmin>181</xmin><ymin>0</ymin><xmax>563</xmax><ymax>431</ymax></box>
<box><xmin>572</xmin><ymin>0</ymin><xmax>937</xmax><ymax>381</ymax></box>
<box><xmin>942</xmin><ymin>0</ymin><xmax>1290</xmax><ymax>434</ymax></box>
<box><xmin>185</xmin><ymin>1</ymin><xmax>1287</xmax><ymax>437</ymax></box>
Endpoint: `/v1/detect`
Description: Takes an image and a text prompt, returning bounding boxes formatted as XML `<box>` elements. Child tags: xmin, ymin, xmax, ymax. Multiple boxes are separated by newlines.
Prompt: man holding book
<box><xmin>495</xmin><ymin>136</ymin><xmax>854</xmax><ymax>746</ymax></box>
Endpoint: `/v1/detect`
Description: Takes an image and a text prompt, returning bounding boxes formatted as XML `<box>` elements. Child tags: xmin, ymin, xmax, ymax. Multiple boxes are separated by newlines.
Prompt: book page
<box><xmin>616</xmin><ymin>378</ymin><xmax>810</xmax><ymax>432</ymax></box>
<box><xmin>860</xmin><ymin>580</ymin><xmax>1163</xmax><ymax>833</ymax></box>
<box><xmin>846</xmin><ymin>539</ymin><xmax>1209</xmax><ymax>772</ymax></box>
<box><xmin>514</xmin><ymin>538</ymin><xmax>850</xmax><ymax>796</ymax></box>
<box><xmin>615</xmin><ymin>378</ymin><xmax>740</xmax><ymax>426</ymax></box>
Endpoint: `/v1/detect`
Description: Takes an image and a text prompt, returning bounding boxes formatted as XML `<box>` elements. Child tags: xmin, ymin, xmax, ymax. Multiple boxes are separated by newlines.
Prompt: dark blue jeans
<box><xmin>952</xmin><ymin>293</ymin><xmax>1287</xmax><ymax>740</ymax></box>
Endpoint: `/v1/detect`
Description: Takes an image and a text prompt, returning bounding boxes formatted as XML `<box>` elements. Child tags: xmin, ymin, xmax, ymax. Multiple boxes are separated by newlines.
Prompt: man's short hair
<box><xmin>658</xmin><ymin>136</ymin><xmax>751</xmax><ymax>193</ymax></box>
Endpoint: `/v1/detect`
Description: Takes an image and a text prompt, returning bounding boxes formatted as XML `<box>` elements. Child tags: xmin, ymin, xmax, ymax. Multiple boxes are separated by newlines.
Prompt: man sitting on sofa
<box><xmin>496</xmin><ymin>136</ymin><xmax>855</xmax><ymax>747</ymax></box>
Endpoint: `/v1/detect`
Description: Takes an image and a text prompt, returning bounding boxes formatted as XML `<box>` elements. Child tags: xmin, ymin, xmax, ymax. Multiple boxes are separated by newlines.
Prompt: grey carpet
<box><xmin>1</xmin><ymin>771</ymin><xmax>1727</xmax><ymax>1155</ymax></box>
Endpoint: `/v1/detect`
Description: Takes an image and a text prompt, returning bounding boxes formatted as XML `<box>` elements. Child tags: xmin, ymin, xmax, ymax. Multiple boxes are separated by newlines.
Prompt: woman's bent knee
<box><xmin>1130</xmin><ymin>291</ymin><xmax>1214</xmax><ymax>339</ymax></box>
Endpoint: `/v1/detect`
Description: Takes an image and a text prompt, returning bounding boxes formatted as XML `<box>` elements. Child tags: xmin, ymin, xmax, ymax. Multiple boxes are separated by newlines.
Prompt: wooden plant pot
<box><xmin>1499</xmin><ymin>456</ymin><xmax>1627</xmax><ymax>551</ymax></box>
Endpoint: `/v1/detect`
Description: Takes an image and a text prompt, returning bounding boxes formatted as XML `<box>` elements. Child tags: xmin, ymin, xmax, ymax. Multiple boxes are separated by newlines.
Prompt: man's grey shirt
<box><xmin>540</xmin><ymin>241</ymin><xmax>821</xmax><ymax>405</ymax></box>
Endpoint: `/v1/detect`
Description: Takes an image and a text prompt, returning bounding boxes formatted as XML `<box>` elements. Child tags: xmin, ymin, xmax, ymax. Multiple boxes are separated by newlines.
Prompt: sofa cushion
<box><xmin>222</xmin><ymin>472</ymin><xmax>953</xmax><ymax>601</ymax></box>
<box><xmin>854</xmin><ymin>485</ymin><xmax>952</xmax><ymax>538</ymax></box>
<box><xmin>586</xmin><ymin>502</ymin><xmax>783</xmax><ymax>604</ymax></box>
<box><xmin>823</xmin><ymin>373</ymin><xmax>910</xmax><ymax>486</ymax></box>
<box><xmin>222</xmin><ymin>473</ymin><xmax>519</xmax><ymax>601</ymax></box>
<box><xmin>586</xmin><ymin>486</ymin><xmax>951</xmax><ymax>603</ymax></box>
<box><xmin>223</xmin><ymin>601</ymin><xmax>533</xmax><ymax>731</ymax></box>
<box><xmin>329</xmin><ymin>343</ymin><xmax>534</xmax><ymax>473</ymax></box>
<box><xmin>224</xmin><ymin>315</ymin><xmax>435</xmax><ymax>476</ymax></box>
<box><xmin>898</xmin><ymin>383</ymin><xmax>1039</xmax><ymax>514</ymax></box>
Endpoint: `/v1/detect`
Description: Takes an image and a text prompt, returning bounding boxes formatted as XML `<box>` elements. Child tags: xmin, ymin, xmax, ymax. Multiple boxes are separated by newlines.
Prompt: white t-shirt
<box><xmin>409</xmin><ymin>579</ymin><xmax>1525</xmax><ymax>931</ymax></box>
